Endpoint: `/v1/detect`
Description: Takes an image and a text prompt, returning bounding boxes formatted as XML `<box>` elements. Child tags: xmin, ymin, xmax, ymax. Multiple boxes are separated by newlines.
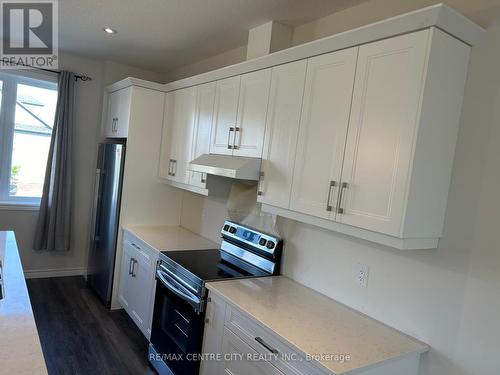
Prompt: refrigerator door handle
<box><xmin>90</xmin><ymin>168</ymin><xmax>101</xmax><ymax>243</ymax></box>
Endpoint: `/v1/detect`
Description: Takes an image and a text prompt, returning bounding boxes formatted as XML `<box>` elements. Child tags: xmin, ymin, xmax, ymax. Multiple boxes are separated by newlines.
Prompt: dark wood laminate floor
<box><xmin>27</xmin><ymin>276</ymin><xmax>156</xmax><ymax>375</ymax></box>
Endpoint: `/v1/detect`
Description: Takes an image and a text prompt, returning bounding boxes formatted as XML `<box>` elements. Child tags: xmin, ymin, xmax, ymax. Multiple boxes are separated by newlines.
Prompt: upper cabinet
<box><xmin>189</xmin><ymin>82</ymin><xmax>216</xmax><ymax>189</ymax></box>
<box><xmin>233</xmin><ymin>69</ymin><xmax>271</xmax><ymax>157</ymax></box>
<box><xmin>115</xmin><ymin>5</ymin><xmax>480</xmax><ymax>249</ymax></box>
<box><xmin>158</xmin><ymin>87</ymin><xmax>197</xmax><ymax>185</ymax></box>
<box><xmin>337</xmin><ymin>31</ymin><xmax>430</xmax><ymax>236</ymax></box>
<box><xmin>210</xmin><ymin>70</ymin><xmax>271</xmax><ymax>157</ymax></box>
<box><xmin>262</xmin><ymin>28</ymin><xmax>472</xmax><ymax>249</ymax></box>
<box><xmin>257</xmin><ymin>60</ymin><xmax>307</xmax><ymax>208</ymax></box>
<box><xmin>210</xmin><ymin>76</ymin><xmax>241</xmax><ymax>155</ymax></box>
<box><xmin>290</xmin><ymin>47</ymin><xmax>358</xmax><ymax>220</ymax></box>
<box><xmin>105</xmin><ymin>87</ymin><xmax>132</xmax><ymax>138</ymax></box>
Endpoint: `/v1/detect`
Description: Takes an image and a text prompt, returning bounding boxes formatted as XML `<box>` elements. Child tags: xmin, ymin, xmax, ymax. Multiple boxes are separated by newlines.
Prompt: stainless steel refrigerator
<box><xmin>87</xmin><ymin>141</ymin><xmax>126</xmax><ymax>306</ymax></box>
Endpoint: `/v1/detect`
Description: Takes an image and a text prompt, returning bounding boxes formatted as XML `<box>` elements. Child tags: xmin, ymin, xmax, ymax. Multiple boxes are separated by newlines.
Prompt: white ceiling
<box><xmin>58</xmin><ymin>0</ymin><xmax>365</xmax><ymax>73</ymax></box>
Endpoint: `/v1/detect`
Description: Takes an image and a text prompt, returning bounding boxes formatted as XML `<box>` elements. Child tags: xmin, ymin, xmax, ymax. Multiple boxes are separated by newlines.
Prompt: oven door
<box><xmin>150</xmin><ymin>267</ymin><xmax>205</xmax><ymax>375</ymax></box>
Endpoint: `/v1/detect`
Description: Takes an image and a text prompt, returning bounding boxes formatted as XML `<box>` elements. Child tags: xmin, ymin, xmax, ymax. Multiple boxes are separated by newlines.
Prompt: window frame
<box><xmin>0</xmin><ymin>71</ymin><xmax>58</xmax><ymax>208</ymax></box>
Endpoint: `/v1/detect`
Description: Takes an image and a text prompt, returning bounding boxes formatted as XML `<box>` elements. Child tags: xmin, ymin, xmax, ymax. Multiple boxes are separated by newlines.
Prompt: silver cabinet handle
<box><xmin>131</xmin><ymin>259</ymin><xmax>138</xmax><ymax>277</ymax></box>
<box><xmin>0</xmin><ymin>260</ymin><xmax>4</xmax><ymax>300</ymax></box>
<box><xmin>112</xmin><ymin>118</ymin><xmax>118</xmax><ymax>132</ymax></box>
<box><xmin>168</xmin><ymin>159</ymin><xmax>171</xmax><ymax>176</ymax></box>
<box><xmin>326</xmin><ymin>181</ymin><xmax>337</xmax><ymax>212</ymax></box>
<box><xmin>200</xmin><ymin>173</ymin><xmax>206</xmax><ymax>184</ymax></box>
<box><xmin>257</xmin><ymin>171</ymin><xmax>265</xmax><ymax>196</ymax></box>
<box><xmin>233</xmin><ymin>127</ymin><xmax>240</xmax><ymax>149</ymax></box>
<box><xmin>172</xmin><ymin>160</ymin><xmax>177</xmax><ymax>176</ymax></box>
<box><xmin>128</xmin><ymin>258</ymin><xmax>134</xmax><ymax>275</ymax></box>
<box><xmin>227</xmin><ymin>127</ymin><xmax>235</xmax><ymax>149</ymax></box>
<box><xmin>254</xmin><ymin>337</ymin><xmax>279</xmax><ymax>354</ymax></box>
<box><xmin>337</xmin><ymin>182</ymin><xmax>349</xmax><ymax>214</ymax></box>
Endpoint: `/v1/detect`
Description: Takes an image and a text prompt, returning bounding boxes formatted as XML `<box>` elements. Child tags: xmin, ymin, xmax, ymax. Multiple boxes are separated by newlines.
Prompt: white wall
<box><xmin>103</xmin><ymin>60</ymin><xmax>166</xmax><ymax>86</ymax></box>
<box><xmin>164</xmin><ymin>45</ymin><xmax>247</xmax><ymax>82</ymax></box>
<box><xmin>0</xmin><ymin>52</ymin><xmax>164</xmax><ymax>278</ymax></box>
<box><xmin>177</xmin><ymin>1</ymin><xmax>500</xmax><ymax>374</ymax></box>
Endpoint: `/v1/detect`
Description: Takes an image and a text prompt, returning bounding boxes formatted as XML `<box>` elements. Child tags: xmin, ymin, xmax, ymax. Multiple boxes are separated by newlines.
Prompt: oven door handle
<box><xmin>156</xmin><ymin>269</ymin><xmax>203</xmax><ymax>312</ymax></box>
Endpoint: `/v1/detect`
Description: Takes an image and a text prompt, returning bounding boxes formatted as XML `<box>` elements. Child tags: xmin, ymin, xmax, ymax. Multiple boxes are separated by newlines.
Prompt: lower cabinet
<box><xmin>222</xmin><ymin>328</ymin><xmax>284</xmax><ymax>375</ymax></box>
<box><xmin>201</xmin><ymin>290</ymin><xmax>422</xmax><ymax>375</ymax></box>
<box><xmin>118</xmin><ymin>232</ymin><xmax>157</xmax><ymax>339</ymax></box>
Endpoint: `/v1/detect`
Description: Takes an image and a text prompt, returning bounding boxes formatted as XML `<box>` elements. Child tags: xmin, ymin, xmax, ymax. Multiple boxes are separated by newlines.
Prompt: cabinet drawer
<box><xmin>223</xmin><ymin>327</ymin><xmax>285</xmax><ymax>375</ymax></box>
<box><xmin>225</xmin><ymin>305</ymin><xmax>325</xmax><ymax>375</ymax></box>
<box><xmin>123</xmin><ymin>231</ymin><xmax>157</xmax><ymax>268</ymax></box>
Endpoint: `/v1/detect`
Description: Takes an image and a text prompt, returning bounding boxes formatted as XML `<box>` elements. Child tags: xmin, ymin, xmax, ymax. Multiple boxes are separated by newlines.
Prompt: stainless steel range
<box><xmin>148</xmin><ymin>220</ymin><xmax>282</xmax><ymax>375</ymax></box>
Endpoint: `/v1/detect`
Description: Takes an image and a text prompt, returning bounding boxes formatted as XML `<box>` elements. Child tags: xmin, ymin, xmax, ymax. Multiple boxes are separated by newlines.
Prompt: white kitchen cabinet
<box><xmin>222</xmin><ymin>328</ymin><xmax>285</xmax><ymax>375</ymax></box>
<box><xmin>118</xmin><ymin>241</ymin><xmax>134</xmax><ymax>312</ymax></box>
<box><xmin>158</xmin><ymin>87</ymin><xmax>197</xmax><ymax>184</ymax></box>
<box><xmin>105</xmin><ymin>87</ymin><xmax>132</xmax><ymax>138</ymax></box>
<box><xmin>201</xmin><ymin>288</ymin><xmax>424</xmax><ymax>375</ymax></box>
<box><xmin>289</xmin><ymin>47</ymin><xmax>358</xmax><ymax>219</ymax></box>
<box><xmin>210</xmin><ymin>76</ymin><xmax>241</xmax><ymax>155</ymax></box>
<box><xmin>257</xmin><ymin>60</ymin><xmax>307</xmax><ymax>208</ymax></box>
<box><xmin>233</xmin><ymin>69</ymin><xmax>271</xmax><ymax>157</ymax></box>
<box><xmin>200</xmin><ymin>293</ymin><xmax>226</xmax><ymax>375</ymax></box>
<box><xmin>189</xmin><ymin>82</ymin><xmax>216</xmax><ymax>188</ymax></box>
<box><xmin>210</xmin><ymin>70</ymin><xmax>271</xmax><ymax>157</ymax></box>
<box><xmin>263</xmin><ymin>28</ymin><xmax>471</xmax><ymax>249</ymax></box>
<box><xmin>118</xmin><ymin>233</ymin><xmax>157</xmax><ymax>339</ymax></box>
<box><xmin>337</xmin><ymin>30</ymin><xmax>430</xmax><ymax>235</ymax></box>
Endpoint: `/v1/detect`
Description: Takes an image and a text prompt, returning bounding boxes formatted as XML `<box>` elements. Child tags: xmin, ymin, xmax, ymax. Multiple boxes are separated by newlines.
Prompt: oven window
<box><xmin>150</xmin><ymin>280</ymin><xmax>205</xmax><ymax>375</ymax></box>
<box><xmin>159</xmin><ymin>294</ymin><xmax>192</xmax><ymax>353</ymax></box>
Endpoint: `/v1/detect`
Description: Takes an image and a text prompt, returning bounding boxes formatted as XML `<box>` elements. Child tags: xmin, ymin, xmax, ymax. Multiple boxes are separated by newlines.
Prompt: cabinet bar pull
<box><xmin>172</xmin><ymin>160</ymin><xmax>177</xmax><ymax>176</ymax></box>
<box><xmin>326</xmin><ymin>181</ymin><xmax>337</xmax><ymax>212</ymax></box>
<box><xmin>233</xmin><ymin>127</ymin><xmax>240</xmax><ymax>149</ymax></box>
<box><xmin>128</xmin><ymin>258</ymin><xmax>134</xmax><ymax>275</ymax></box>
<box><xmin>227</xmin><ymin>127</ymin><xmax>235</xmax><ymax>149</ymax></box>
<box><xmin>201</xmin><ymin>173</ymin><xmax>206</xmax><ymax>184</ymax></box>
<box><xmin>257</xmin><ymin>171</ymin><xmax>265</xmax><ymax>196</ymax></box>
<box><xmin>168</xmin><ymin>159</ymin><xmax>174</xmax><ymax>176</ymax></box>
<box><xmin>255</xmin><ymin>337</ymin><xmax>279</xmax><ymax>354</ymax></box>
<box><xmin>337</xmin><ymin>182</ymin><xmax>349</xmax><ymax>214</ymax></box>
<box><xmin>131</xmin><ymin>259</ymin><xmax>137</xmax><ymax>277</ymax></box>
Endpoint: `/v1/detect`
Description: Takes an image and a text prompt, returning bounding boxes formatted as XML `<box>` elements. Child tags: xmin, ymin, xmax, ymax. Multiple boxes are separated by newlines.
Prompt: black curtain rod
<box><xmin>2</xmin><ymin>60</ymin><xmax>92</xmax><ymax>82</ymax></box>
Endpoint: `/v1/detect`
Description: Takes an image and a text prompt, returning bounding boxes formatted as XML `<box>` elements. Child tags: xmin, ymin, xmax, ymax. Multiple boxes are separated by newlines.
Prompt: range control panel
<box><xmin>221</xmin><ymin>221</ymin><xmax>282</xmax><ymax>256</ymax></box>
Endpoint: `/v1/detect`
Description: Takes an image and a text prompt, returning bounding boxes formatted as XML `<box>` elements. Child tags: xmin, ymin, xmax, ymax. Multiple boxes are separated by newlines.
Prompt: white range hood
<box><xmin>189</xmin><ymin>154</ymin><xmax>261</xmax><ymax>180</ymax></box>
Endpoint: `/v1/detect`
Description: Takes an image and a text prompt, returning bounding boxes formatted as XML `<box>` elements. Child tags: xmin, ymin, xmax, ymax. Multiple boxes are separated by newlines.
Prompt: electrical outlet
<box><xmin>356</xmin><ymin>263</ymin><xmax>370</xmax><ymax>288</ymax></box>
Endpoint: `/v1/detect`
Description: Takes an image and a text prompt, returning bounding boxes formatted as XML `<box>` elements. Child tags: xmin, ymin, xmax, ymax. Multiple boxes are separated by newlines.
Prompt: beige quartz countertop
<box><xmin>207</xmin><ymin>276</ymin><xmax>428</xmax><ymax>375</ymax></box>
<box><xmin>122</xmin><ymin>224</ymin><xmax>218</xmax><ymax>252</ymax></box>
<box><xmin>0</xmin><ymin>231</ymin><xmax>47</xmax><ymax>375</ymax></box>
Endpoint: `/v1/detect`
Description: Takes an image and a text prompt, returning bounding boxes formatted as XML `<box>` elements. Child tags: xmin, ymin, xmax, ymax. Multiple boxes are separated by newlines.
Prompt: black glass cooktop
<box><xmin>160</xmin><ymin>249</ymin><xmax>269</xmax><ymax>281</ymax></box>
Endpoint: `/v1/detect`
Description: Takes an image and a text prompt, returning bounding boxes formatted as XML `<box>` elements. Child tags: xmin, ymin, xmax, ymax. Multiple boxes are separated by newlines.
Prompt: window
<box><xmin>0</xmin><ymin>72</ymin><xmax>58</xmax><ymax>206</ymax></box>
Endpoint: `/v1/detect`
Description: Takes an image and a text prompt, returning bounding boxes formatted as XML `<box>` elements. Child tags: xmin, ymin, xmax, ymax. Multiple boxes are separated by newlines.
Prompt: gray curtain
<box><xmin>34</xmin><ymin>71</ymin><xmax>75</xmax><ymax>251</ymax></box>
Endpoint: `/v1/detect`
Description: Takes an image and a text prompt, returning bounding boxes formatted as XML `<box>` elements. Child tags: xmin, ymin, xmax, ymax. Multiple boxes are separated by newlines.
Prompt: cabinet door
<box><xmin>258</xmin><ymin>60</ymin><xmax>307</xmax><ymax>208</ymax></box>
<box><xmin>338</xmin><ymin>31</ymin><xmax>429</xmax><ymax>235</ymax></box>
<box><xmin>114</xmin><ymin>87</ymin><xmax>132</xmax><ymax>137</ymax></box>
<box><xmin>210</xmin><ymin>76</ymin><xmax>241</xmax><ymax>155</ymax></box>
<box><xmin>129</xmin><ymin>249</ymin><xmax>155</xmax><ymax>339</ymax></box>
<box><xmin>105</xmin><ymin>91</ymin><xmax>120</xmax><ymax>137</ymax></box>
<box><xmin>200</xmin><ymin>293</ymin><xmax>226</xmax><ymax>375</ymax></box>
<box><xmin>189</xmin><ymin>82</ymin><xmax>216</xmax><ymax>188</ymax></box>
<box><xmin>159</xmin><ymin>88</ymin><xmax>197</xmax><ymax>184</ymax></box>
<box><xmin>222</xmin><ymin>328</ymin><xmax>285</xmax><ymax>375</ymax></box>
<box><xmin>233</xmin><ymin>69</ymin><xmax>271</xmax><ymax>157</ymax></box>
<box><xmin>158</xmin><ymin>92</ymin><xmax>174</xmax><ymax>179</ymax></box>
<box><xmin>118</xmin><ymin>242</ymin><xmax>135</xmax><ymax>315</ymax></box>
<box><xmin>171</xmin><ymin>87</ymin><xmax>197</xmax><ymax>184</ymax></box>
<box><xmin>290</xmin><ymin>47</ymin><xmax>358</xmax><ymax>219</ymax></box>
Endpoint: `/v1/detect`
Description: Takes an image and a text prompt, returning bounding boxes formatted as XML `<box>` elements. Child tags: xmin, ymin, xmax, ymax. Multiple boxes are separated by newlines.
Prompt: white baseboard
<box><xmin>24</xmin><ymin>267</ymin><xmax>86</xmax><ymax>279</ymax></box>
